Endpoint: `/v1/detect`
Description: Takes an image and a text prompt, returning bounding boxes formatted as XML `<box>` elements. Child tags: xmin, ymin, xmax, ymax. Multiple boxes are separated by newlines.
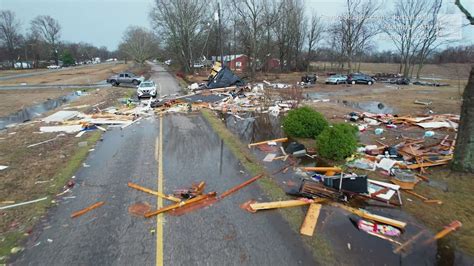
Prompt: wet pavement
<box><xmin>11</xmin><ymin>63</ymin><xmax>316</xmax><ymax>265</ymax></box>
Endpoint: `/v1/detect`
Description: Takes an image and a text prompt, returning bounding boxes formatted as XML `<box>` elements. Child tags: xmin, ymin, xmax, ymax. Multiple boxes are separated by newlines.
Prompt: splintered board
<box><xmin>300</xmin><ymin>203</ymin><xmax>322</xmax><ymax>236</ymax></box>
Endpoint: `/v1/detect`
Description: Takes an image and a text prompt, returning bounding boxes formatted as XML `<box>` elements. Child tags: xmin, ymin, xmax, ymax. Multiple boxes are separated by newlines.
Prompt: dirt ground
<box><xmin>306</xmin><ymin>82</ymin><xmax>463</xmax><ymax>116</ymax></box>
<box><xmin>0</xmin><ymin>87</ymin><xmax>136</xmax><ymax>259</ymax></box>
<box><xmin>0</xmin><ymin>63</ymin><xmax>131</xmax><ymax>86</ymax></box>
<box><xmin>310</xmin><ymin>61</ymin><xmax>472</xmax><ymax>80</ymax></box>
<box><xmin>0</xmin><ymin>89</ymin><xmax>78</xmax><ymax>117</ymax></box>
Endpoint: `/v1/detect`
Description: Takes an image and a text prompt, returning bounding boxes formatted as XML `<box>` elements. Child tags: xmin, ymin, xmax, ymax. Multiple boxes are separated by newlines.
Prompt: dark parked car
<box><xmin>347</xmin><ymin>73</ymin><xmax>375</xmax><ymax>85</ymax></box>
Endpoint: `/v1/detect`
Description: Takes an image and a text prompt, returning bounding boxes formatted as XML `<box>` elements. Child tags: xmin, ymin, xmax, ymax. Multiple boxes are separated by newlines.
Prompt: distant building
<box><xmin>210</xmin><ymin>54</ymin><xmax>280</xmax><ymax>72</ymax></box>
<box><xmin>14</xmin><ymin>62</ymin><xmax>32</xmax><ymax>69</ymax></box>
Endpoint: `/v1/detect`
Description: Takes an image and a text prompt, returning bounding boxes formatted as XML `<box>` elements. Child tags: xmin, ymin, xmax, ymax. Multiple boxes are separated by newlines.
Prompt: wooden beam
<box><xmin>394</xmin><ymin>231</ymin><xmax>425</xmax><ymax>254</ymax></box>
<box><xmin>301</xmin><ymin>167</ymin><xmax>342</xmax><ymax>173</ymax></box>
<box><xmin>249</xmin><ymin>198</ymin><xmax>325</xmax><ymax>211</ymax></box>
<box><xmin>219</xmin><ymin>174</ymin><xmax>264</xmax><ymax>199</ymax></box>
<box><xmin>330</xmin><ymin>202</ymin><xmax>407</xmax><ymax>229</ymax></box>
<box><xmin>248</xmin><ymin>138</ymin><xmax>288</xmax><ymax>148</ymax></box>
<box><xmin>128</xmin><ymin>182</ymin><xmax>181</xmax><ymax>203</ymax></box>
<box><xmin>406</xmin><ymin>161</ymin><xmax>449</xmax><ymax>169</ymax></box>
<box><xmin>434</xmin><ymin>220</ymin><xmax>462</xmax><ymax>240</ymax></box>
<box><xmin>144</xmin><ymin>194</ymin><xmax>211</xmax><ymax>218</ymax></box>
<box><xmin>71</xmin><ymin>201</ymin><xmax>105</xmax><ymax>218</ymax></box>
<box><xmin>300</xmin><ymin>203</ymin><xmax>322</xmax><ymax>236</ymax></box>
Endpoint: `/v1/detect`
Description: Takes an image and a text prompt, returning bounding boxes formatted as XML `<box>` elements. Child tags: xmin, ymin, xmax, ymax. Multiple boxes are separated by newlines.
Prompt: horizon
<box><xmin>1</xmin><ymin>0</ymin><xmax>473</xmax><ymax>52</ymax></box>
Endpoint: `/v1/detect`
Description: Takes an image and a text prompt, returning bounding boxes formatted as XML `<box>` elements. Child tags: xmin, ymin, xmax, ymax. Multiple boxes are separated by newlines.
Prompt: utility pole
<box><xmin>218</xmin><ymin>1</ymin><xmax>224</xmax><ymax>66</ymax></box>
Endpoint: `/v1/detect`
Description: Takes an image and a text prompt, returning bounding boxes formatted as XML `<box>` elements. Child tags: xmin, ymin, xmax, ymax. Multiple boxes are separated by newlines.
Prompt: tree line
<box><xmin>151</xmin><ymin>0</ymin><xmax>473</xmax><ymax>78</ymax></box>
<box><xmin>0</xmin><ymin>10</ymin><xmax>119</xmax><ymax>69</ymax></box>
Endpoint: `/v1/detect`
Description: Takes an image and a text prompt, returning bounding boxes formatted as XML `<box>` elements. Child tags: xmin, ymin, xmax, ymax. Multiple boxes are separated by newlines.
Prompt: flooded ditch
<box><xmin>0</xmin><ymin>92</ymin><xmax>80</xmax><ymax>130</ymax></box>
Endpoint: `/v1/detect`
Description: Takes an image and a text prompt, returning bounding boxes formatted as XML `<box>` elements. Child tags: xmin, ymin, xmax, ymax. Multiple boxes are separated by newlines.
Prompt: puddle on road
<box><xmin>0</xmin><ymin>92</ymin><xmax>80</xmax><ymax>130</ymax></box>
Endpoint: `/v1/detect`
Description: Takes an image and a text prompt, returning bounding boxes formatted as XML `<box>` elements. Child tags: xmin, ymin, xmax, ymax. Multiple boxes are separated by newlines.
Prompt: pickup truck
<box><xmin>106</xmin><ymin>72</ymin><xmax>144</xmax><ymax>86</ymax></box>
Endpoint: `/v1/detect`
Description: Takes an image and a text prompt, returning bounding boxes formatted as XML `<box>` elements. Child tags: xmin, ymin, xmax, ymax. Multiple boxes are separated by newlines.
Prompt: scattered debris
<box><xmin>27</xmin><ymin>134</ymin><xmax>65</xmax><ymax>148</ymax></box>
<box><xmin>0</xmin><ymin>165</ymin><xmax>8</xmax><ymax>171</ymax></box>
<box><xmin>40</xmin><ymin>125</ymin><xmax>84</xmax><ymax>133</ymax></box>
<box><xmin>70</xmin><ymin>201</ymin><xmax>105</xmax><ymax>218</ymax></box>
<box><xmin>43</xmin><ymin>111</ymin><xmax>81</xmax><ymax>123</ymax></box>
<box><xmin>0</xmin><ymin>197</ymin><xmax>48</xmax><ymax>210</ymax></box>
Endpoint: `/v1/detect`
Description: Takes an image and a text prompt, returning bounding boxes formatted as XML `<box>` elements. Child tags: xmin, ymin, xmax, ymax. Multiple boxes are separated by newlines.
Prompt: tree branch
<box><xmin>455</xmin><ymin>0</ymin><xmax>474</xmax><ymax>25</ymax></box>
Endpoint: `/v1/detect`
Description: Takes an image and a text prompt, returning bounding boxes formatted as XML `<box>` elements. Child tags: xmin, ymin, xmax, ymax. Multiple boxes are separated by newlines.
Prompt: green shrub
<box><xmin>282</xmin><ymin>107</ymin><xmax>328</xmax><ymax>138</ymax></box>
<box><xmin>316</xmin><ymin>123</ymin><xmax>358</xmax><ymax>161</ymax></box>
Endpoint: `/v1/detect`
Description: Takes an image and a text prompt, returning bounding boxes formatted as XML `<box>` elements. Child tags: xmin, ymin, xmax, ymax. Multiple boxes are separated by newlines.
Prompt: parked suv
<box><xmin>137</xmin><ymin>80</ymin><xmax>157</xmax><ymax>99</ymax></box>
<box><xmin>347</xmin><ymin>73</ymin><xmax>375</xmax><ymax>85</ymax></box>
<box><xmin>106</xmin><ymin>72</ymin><xmax>144</xmax><ymax>86</ymax></box>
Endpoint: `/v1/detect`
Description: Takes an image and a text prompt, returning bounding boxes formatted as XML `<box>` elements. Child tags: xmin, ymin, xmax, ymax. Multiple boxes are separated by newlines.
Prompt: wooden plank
<box><xmin>250</xmin><ymin>200</ymin><xmax>310</xmax><ymax>210</ymax></box>
<box><xmin>301</xmin><ymin>167</ymin><xmax>342</xmax><ymax>173</ymax></box>
<box><xmin>394</xmin><ymin>231</ymin><xmax>425</xmax><ymax>254</ymax></box>
<box><xmin>71</xmin><ymin>201</ymin><xmax>105</xmax><ymax>218</ymax></box>
<box><xmin>144</xmin><ymin>194</ymin><xmax>211</xmax><ymax>218</ymax></box>
<box><xmin>248</xmin><ymin>138</ymin><xmax>288</xmax><ymax>148</ymax></box>
<box><xmin>300</xmin><ymin>203</ymin><xmax>322</xmax><ymax>236</ymax></box>
<box><xmin>406</xmin><ymin>160</ymin><xmax>449</xmax><ymax>169</ymax></box>
<box><xmin>249</xmin><ymin>198</ymin><xmax>326</xmax><ymax>211</ymax></box>
<box><xmin>434</xmin><ymin>220</ymin><xmax>462</xmax><ymax>240</ymax></box>
<box><xmin>330</xmin><ymin>202</ymin><xmax>407</xmax><ymax>229</ymax></box>
<box><xmin>128</xmin><ymin>182</ymin><xmax>181</xmax><ymax>203</ymax></box>
<box><xmin>219</xmin><ymin>174</ymin><xmax>264</xmax><ymax>199</ymax></box>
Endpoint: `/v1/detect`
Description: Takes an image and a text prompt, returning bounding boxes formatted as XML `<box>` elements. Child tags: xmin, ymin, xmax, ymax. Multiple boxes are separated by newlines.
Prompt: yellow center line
<box><xmin>156</xmin><ymin>114</ymin><xmax>164</xmax><ymax>266</ymax></box>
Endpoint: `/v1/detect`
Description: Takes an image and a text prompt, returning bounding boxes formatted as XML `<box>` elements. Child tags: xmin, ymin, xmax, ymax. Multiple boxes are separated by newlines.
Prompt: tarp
<box><xmin>206</xmin><ymin>66</ymin><xmax>245</xmax><ymax>89</ymax></box>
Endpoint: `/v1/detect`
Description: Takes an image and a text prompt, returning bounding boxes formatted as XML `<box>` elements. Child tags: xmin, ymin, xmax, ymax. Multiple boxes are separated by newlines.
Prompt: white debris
<box><xmin>43</xmin><ymin>111</ymin><xmax>82</xmax><ymax>123</ymax></box>
<box><xmin>40</xmin><ymin>125</ymin><xmax>83</xmax><ymax>133</ymax></box>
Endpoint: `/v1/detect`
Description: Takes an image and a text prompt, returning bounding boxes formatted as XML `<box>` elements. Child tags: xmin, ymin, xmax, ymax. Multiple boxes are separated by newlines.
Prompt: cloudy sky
<box><xmin>1</xmin><ymin>0</ymin><xmax>473</xmax><ymax>51</ymax></box>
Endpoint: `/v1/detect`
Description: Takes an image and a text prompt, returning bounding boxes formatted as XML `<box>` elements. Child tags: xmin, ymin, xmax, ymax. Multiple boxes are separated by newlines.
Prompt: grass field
<box><xmin>310</xmin><ymin>61</ymin><xmax>472</xmax><ymax>80</ymax></box>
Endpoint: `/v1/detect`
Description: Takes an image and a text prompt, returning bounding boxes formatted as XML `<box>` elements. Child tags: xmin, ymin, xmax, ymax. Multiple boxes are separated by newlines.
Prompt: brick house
<box><xmin>211</xmin><ymin>54</ymin><xmax>280</xmax><ymax>72</ymax></box>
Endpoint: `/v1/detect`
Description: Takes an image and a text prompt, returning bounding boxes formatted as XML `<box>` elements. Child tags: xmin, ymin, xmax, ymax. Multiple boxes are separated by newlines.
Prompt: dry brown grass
<box><xmin>0</xmin><ymin>63</ymin><xmax>131</xmax><ymax>86</ymax></box>
<box><xmin>0</xmin><ymin>87</ymin><xmax>135</xmax><ymax>261</ymax></box>
<box><xmin>310</xmin><ymin>61</ymin><xmax>472</xmax><ymax>80</ymax></box>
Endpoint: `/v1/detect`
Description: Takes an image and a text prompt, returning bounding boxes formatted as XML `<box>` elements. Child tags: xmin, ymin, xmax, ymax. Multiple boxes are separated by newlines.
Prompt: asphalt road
<box><xmin>12</xmin><ymin>63</ymin><xmax>315</xmax><ymax>265</ymax></box>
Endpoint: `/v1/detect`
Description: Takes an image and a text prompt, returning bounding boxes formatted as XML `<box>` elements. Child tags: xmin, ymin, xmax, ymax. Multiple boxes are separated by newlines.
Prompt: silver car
<box><xmin>325</xmin><ymin>74</ymin><xmax>348</xmax><ymax>84</ymax></box>
<box><xmin>137</xmin><ymin>81</ymin><xmax>157</xmax><ymax>99</ymax></box>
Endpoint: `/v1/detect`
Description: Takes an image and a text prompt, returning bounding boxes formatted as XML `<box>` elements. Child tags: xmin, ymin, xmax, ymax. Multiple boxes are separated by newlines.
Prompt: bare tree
<box><xmin>274</xmin><ymin>0</ymin><xmax>307</xmax><ymax>71</ymax></box>
<box><xmin>452</xmin><ymin>0</ymin><xmax>474</xmax><ymax>173</ymax></box>
<box><xmin>331</xmin><ymin>0</ymin><xmax>380</xmax><ymax>73</ymax></box>
<box><xmin>0</xmin><ymin>10</ymin><xmax>22</xmax><ymax>68</ymax></box>
<box><xmin>306</xmin><ymin>12</ymin><xmax>324</xmax><ymax>68</ymax></box>
<box><xmin>31</xmin><ymin>15</ymin><xmax>61</xmax><ymax>65</ymax></box>
<box><xmin>118</xmin><ymin>26</ymin><xmax>159</xmax><ymax>64</ymax></box>
<box><xmin>231</xmin><ymin>0</ymin><xmax>268</xmax><ymax>78</ymax></box>
<box><xmin>150</xmin><ymin>0</ymin><xmax>210</xmax><ymax>73</ymax></box>
<box><xmin>414</xmin><ymin>0</ymin><xmax>444</xmax><ymax>79</ymax></box>
<box><xmin>382</xmin><ymin>0</ymin><xmax>446</xmax><ymax>77</ymax></box>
